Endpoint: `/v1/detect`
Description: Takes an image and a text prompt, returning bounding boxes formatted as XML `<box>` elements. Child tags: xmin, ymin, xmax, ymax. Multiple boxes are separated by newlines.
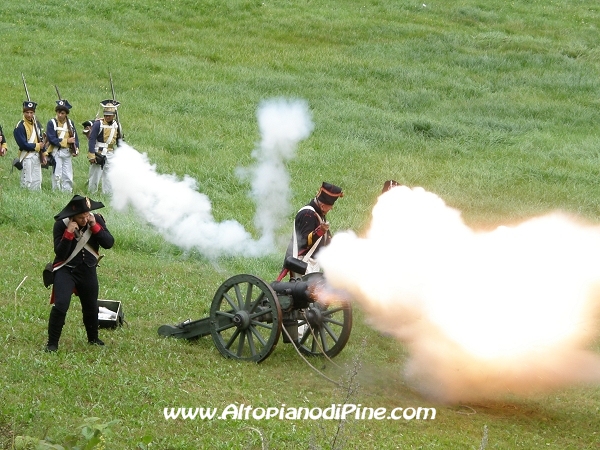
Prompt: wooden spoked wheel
<box><xmin>296</xmin><ymin>273</ymin><xmax>352</xmax><ymax>358</ymax></box>
<box><xmin>210</xmin><ymin>274</ymin><xmax>282</xmax><ymax>363</ymax></box>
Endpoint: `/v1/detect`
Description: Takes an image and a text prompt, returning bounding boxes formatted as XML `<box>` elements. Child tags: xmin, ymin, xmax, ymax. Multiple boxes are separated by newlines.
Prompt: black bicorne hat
<box><xmin>55</xmin><ymin>99</ymin><xmax>72</xmax><ymax>112</ymax></box>
<box><xmin>316</xmin><ymin>182</ymin><xmax>344</xmax><ymax>206</ymax></box>
<box><xmin>54</xmin><ymin>195</ymin><xmax>105</xmax><ymax>221</ymax></box>
<box><xmin>22</xmin><ymin>101</ymin><xmax>37</xmax><ymax>111</ymax></box>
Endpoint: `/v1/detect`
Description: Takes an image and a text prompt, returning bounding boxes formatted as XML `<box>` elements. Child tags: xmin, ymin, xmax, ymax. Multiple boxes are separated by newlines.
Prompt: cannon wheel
<box><xmin>210</xmin><ymin>274</ymin><xmax>282</xmax><ymax>363</ymax></box>
<box><xmin>296</xmin><ymin>273</ymin><xmax>353</xmax><ymax>358</ymax></box>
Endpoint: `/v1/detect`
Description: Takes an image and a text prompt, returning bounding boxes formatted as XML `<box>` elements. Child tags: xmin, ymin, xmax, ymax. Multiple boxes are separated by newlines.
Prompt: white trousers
<box><xmin>21</xmin><ymin>152</ymin><xmax>42</xmax><ymax>190</ymax></box>
<box><xmin>52</xmin><ymin>148</ymin><xmax>73</xmax><ymax>192</ymax></box>
<box><xmin>88</xmin><ymin>151</ymin><xmax>114</xmax><ymax>194</ymax></box>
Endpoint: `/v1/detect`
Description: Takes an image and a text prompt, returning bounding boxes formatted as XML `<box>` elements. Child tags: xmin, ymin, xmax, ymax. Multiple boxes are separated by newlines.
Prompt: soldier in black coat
<box><xmin>279</xmin><ymin>182</ymin><xmax>343</xmax><ymax>280</ymax></box>
<box><xmin>46</xmin><ymin>195</ymin><xmax>115</xmax><ymax>352</ymax></box>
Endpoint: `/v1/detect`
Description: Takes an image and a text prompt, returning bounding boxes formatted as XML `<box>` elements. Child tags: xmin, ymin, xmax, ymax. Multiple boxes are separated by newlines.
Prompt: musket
<box><xmin>21</xmin><ymin>73</ymin><xmax>47</xmax><ymax>164</ymax></box>
<box><xmin>54</xmin><ymin>85</ymin><xmax>78</xmax><ymax>156</ymax></box>
<box><xmin>109</xmin><ymin>72</ymin><xmax>124</xmax><ymax>142</ymax></box>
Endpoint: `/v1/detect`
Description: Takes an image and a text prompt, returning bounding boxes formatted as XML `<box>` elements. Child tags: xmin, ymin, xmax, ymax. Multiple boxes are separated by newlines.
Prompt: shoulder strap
<box><xmin>303</xmin><ymin>236</ymin><xmax>322</xmax><ymax>262</ymax></box>
<box><xmin>52</xmin><ymin>220</ymin><xmax>94</xmax><ymax>271</ymax></box>
<box><xmin>60</xmin><ymin>218</ymin><xmax>100</xmax><ymax>258</ymax></box>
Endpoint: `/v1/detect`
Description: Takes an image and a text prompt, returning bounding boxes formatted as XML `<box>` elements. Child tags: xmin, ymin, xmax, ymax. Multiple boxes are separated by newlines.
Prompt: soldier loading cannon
<box><xmin>158</xmin><ymin>269</ymin><xmax>352</xmax><ymax>363</ymax></box>
<box><xmin>159</xmin><ymin>182</ymin><xmax>351</xmax><ymax>362</ymax></box>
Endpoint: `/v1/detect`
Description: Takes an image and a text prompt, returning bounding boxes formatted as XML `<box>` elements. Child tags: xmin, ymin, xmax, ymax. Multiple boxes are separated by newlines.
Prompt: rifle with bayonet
<box><xmin>54</xmin><ymin>85</ymin><xmax>79</xmax><ymax>156</ymax></box>
<box><xmin>21</xmin><ymin>73</ymin><xmax>48</xmax><ymax>166</ymax></box>
<box><xmin>109</xmin><ymin>72</ymin><xmax>124</xmax><ymax>143</ymax></box>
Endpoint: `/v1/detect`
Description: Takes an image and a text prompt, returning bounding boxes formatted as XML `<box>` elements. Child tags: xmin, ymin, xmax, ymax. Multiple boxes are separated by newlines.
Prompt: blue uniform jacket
<box><xmin>13</xmin><ymin>119</ymin><xmax>44</xmax><ymax>152</ymax></box>
<box><xmin>46</xmin><ymin>118</ymin><xmax>79</xmax><ymax>150</ymax></box>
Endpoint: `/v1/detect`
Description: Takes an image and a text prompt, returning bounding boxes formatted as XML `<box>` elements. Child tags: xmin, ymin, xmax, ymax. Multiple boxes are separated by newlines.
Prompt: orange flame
<box><xmin>319</xmin><ymin>186</ymin><xmax>600</xmax><ymax>403</ymax></box>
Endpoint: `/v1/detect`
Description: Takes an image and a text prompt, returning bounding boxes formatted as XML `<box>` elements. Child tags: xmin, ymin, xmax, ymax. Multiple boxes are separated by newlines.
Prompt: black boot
<box><xmin>83</xmin><ymin>311</ymin><xmax>104</xmax><ymax>346</ymax></box>
<box><xmin>46</xmin><ymin>307</ymin><xmax>66</xmax><ymax>352</ymax></box>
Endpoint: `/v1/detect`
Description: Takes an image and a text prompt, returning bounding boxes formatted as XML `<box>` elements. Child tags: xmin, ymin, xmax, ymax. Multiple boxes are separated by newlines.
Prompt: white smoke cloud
<box><xmin>107</xmin><ymin>98</ymin><xmax>313</xmax><ymax>258</ymax></box>
<box><xmin>319</xmin><ymin>185</ymin><xmax>600</xmax><ymax>403</ymax></box>
<box><xmin>237</xmin><ymin>98</ymin><xmax>314</xmax><ymax>249</ymax></box>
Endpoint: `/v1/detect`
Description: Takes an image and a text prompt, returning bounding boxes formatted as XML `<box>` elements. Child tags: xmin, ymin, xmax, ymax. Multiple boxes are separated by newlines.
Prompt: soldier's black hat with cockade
<box><xmin>316</xmin><ymin>182</ymin><xmax>344</xmax><ymax>206</ymax></box>
<box><xmin>22</xmin><ymin>101</ymin><xmax>37</xmax><ymax>111</ymax></box>
<box><xmin>54</xmin><ymin>195</ymin><xmax>105</xmax><ymax>221</ymax></box>
<box><xmin>55</xmin><ymin>100</ymin><xmax>72</xmax><ymax>113</ymax></box>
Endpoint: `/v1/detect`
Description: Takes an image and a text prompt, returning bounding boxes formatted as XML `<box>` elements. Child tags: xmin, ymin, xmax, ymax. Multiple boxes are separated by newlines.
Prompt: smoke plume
<box><xmin>108</xmin><ymin>99</ymin><xmax>313</xmax><ymax>258</ymax></box>
<box><xmin>319</xmin><ymin>185</ymin><xmax>600</xmax><ymax>403</ymax></box>
<box><xmin>236</xmin><ymin>98</ymin><xmax>314</xmax><ymax>249</ymax></box>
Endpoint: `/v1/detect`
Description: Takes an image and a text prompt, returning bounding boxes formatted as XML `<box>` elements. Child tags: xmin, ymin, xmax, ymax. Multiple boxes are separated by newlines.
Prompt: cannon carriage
<box><xmin>158</xmin><ymin>272</ymin><xmax>352</xmax><ymax>363</ymax></box>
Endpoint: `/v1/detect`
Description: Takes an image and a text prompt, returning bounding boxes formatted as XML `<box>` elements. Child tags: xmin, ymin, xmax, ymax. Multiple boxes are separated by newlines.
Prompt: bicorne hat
<box><xmin>316</xmin><ymin>182</ymin><xmax>344</xmax><ymax>206</ymax></box>
<box><xmin>55</xmin><ymin>100</ymin><xmax>72</xmax><ymax>112</ymax></box>
<box><xmin>100</xmin><ymin>99</ymin><xmax>120</xmax><ymax>115</ymax></box>
<box><xmin>54</xmin><ymin>195</ymin><xmax>105</xmax><ymax>221</ymax></box>
<box><xmin>22</xmin><ymin>101</ymin><xmax>37</xmax><ymax>111</ymax></box>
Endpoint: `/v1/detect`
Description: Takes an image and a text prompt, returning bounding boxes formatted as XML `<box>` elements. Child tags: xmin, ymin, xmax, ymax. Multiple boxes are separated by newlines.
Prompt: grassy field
<box><xmin>1</xmin><ymin>0</ymin><xmax>600</xmax><ymax>448</ymax></box>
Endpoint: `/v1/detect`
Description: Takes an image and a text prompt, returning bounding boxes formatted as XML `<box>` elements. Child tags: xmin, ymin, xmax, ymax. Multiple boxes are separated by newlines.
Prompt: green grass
<box><xmin>1</xmin><ymin>0</ymin><xmax>600</xmax><ymax>448</ymax></box>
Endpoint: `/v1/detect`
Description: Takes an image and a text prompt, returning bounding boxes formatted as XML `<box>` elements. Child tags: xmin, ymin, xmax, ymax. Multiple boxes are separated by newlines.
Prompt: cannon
<box><xmin>158</xmin><ymin>272</ymin><xmax>352</xmax><ymax>363</ymax></box>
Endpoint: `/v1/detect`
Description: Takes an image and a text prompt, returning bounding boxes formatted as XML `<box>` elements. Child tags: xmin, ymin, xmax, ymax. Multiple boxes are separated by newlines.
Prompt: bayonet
<box><xmin>108</xmin><ymin>72</ymin><xmax>124</xmax><ymax>142</ymax></box>
<box><xmin>21</xmin><ymin>73</ymin><xmax>31</xmax><ymax>102</ymax></box>
<box><xmin>109</xmin><ymin>71</ymin><xmax>116</xmax><ymax>103</ymax></box>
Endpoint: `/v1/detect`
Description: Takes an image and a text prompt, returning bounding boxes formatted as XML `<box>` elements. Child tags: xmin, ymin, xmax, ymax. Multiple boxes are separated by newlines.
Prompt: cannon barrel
<box><xmin>269</xmin><ymin>280</ymin><xmax>315</xmax><ymax>309</ymax></box>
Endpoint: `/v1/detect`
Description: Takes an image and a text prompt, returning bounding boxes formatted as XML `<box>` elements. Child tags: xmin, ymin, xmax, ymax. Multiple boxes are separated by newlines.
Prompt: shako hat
<box><xmin>382</xmin><ymin>180</ymin><xmax>400</xmax><ymax>193</ymax></box>
<box><xmin>316</xmin><ymin>182</ymin><xmax>344</xmax><ymax>206</ymax></box>
<box><xmin>54</xmin><ymin>195</ymin><xmax>105</xmax><ymax>221</ymax></box>
<box><xmin>100</xmin><ymin>99</ymin><xmax>120</xmax><ymax>115</ymax></box>
<box><xmin>55</xmin><ymin>99</ymin><xmax>72</xmax><ymax>112</ymax></box>
<box><xmin>22</xmin><ymin>101</ymin><xmax>37</xmax><ymax>111</ymax></box>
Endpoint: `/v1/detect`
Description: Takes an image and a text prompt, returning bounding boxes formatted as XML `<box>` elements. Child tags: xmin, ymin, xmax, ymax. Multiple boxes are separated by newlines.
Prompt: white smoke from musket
<box><xmin>319</xmin><ymin>185</ymin><xmax>600</xmax><ymax>403</ymax></box>
<box><xmin>108</xmin><ymin>99</ymin><xmax>313</xmax><ymax>258</ymax></box>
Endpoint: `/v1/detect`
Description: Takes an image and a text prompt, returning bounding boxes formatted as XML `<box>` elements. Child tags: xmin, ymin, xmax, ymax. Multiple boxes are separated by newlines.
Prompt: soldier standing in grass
<box><xmin>0</xmin><ymin>125</ymin><xmax>7</xmax><ymax>156</ymax></box>
<box><xmin>46</xmin><ymin>195</ymin><xmax>115</xmax><ymax>352</ymax></box>
<box><xmin>13</xmin><ymin>101</ymin><xmax>47</xmax><ymax>190</ymax></box>
<box><xmin>46</xmin><ymin>100</ymin><xmax>79</xmax><ymax>192</ymax></box>
<box><xmin>278</xmin><ymin>182</ymin><xmax>344</xmax><ymax>280</ymax></box>
<box><xmin>87</xmin><ymin>100</ymin><xmax>122</xmax><ymax>194</ymax></box>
